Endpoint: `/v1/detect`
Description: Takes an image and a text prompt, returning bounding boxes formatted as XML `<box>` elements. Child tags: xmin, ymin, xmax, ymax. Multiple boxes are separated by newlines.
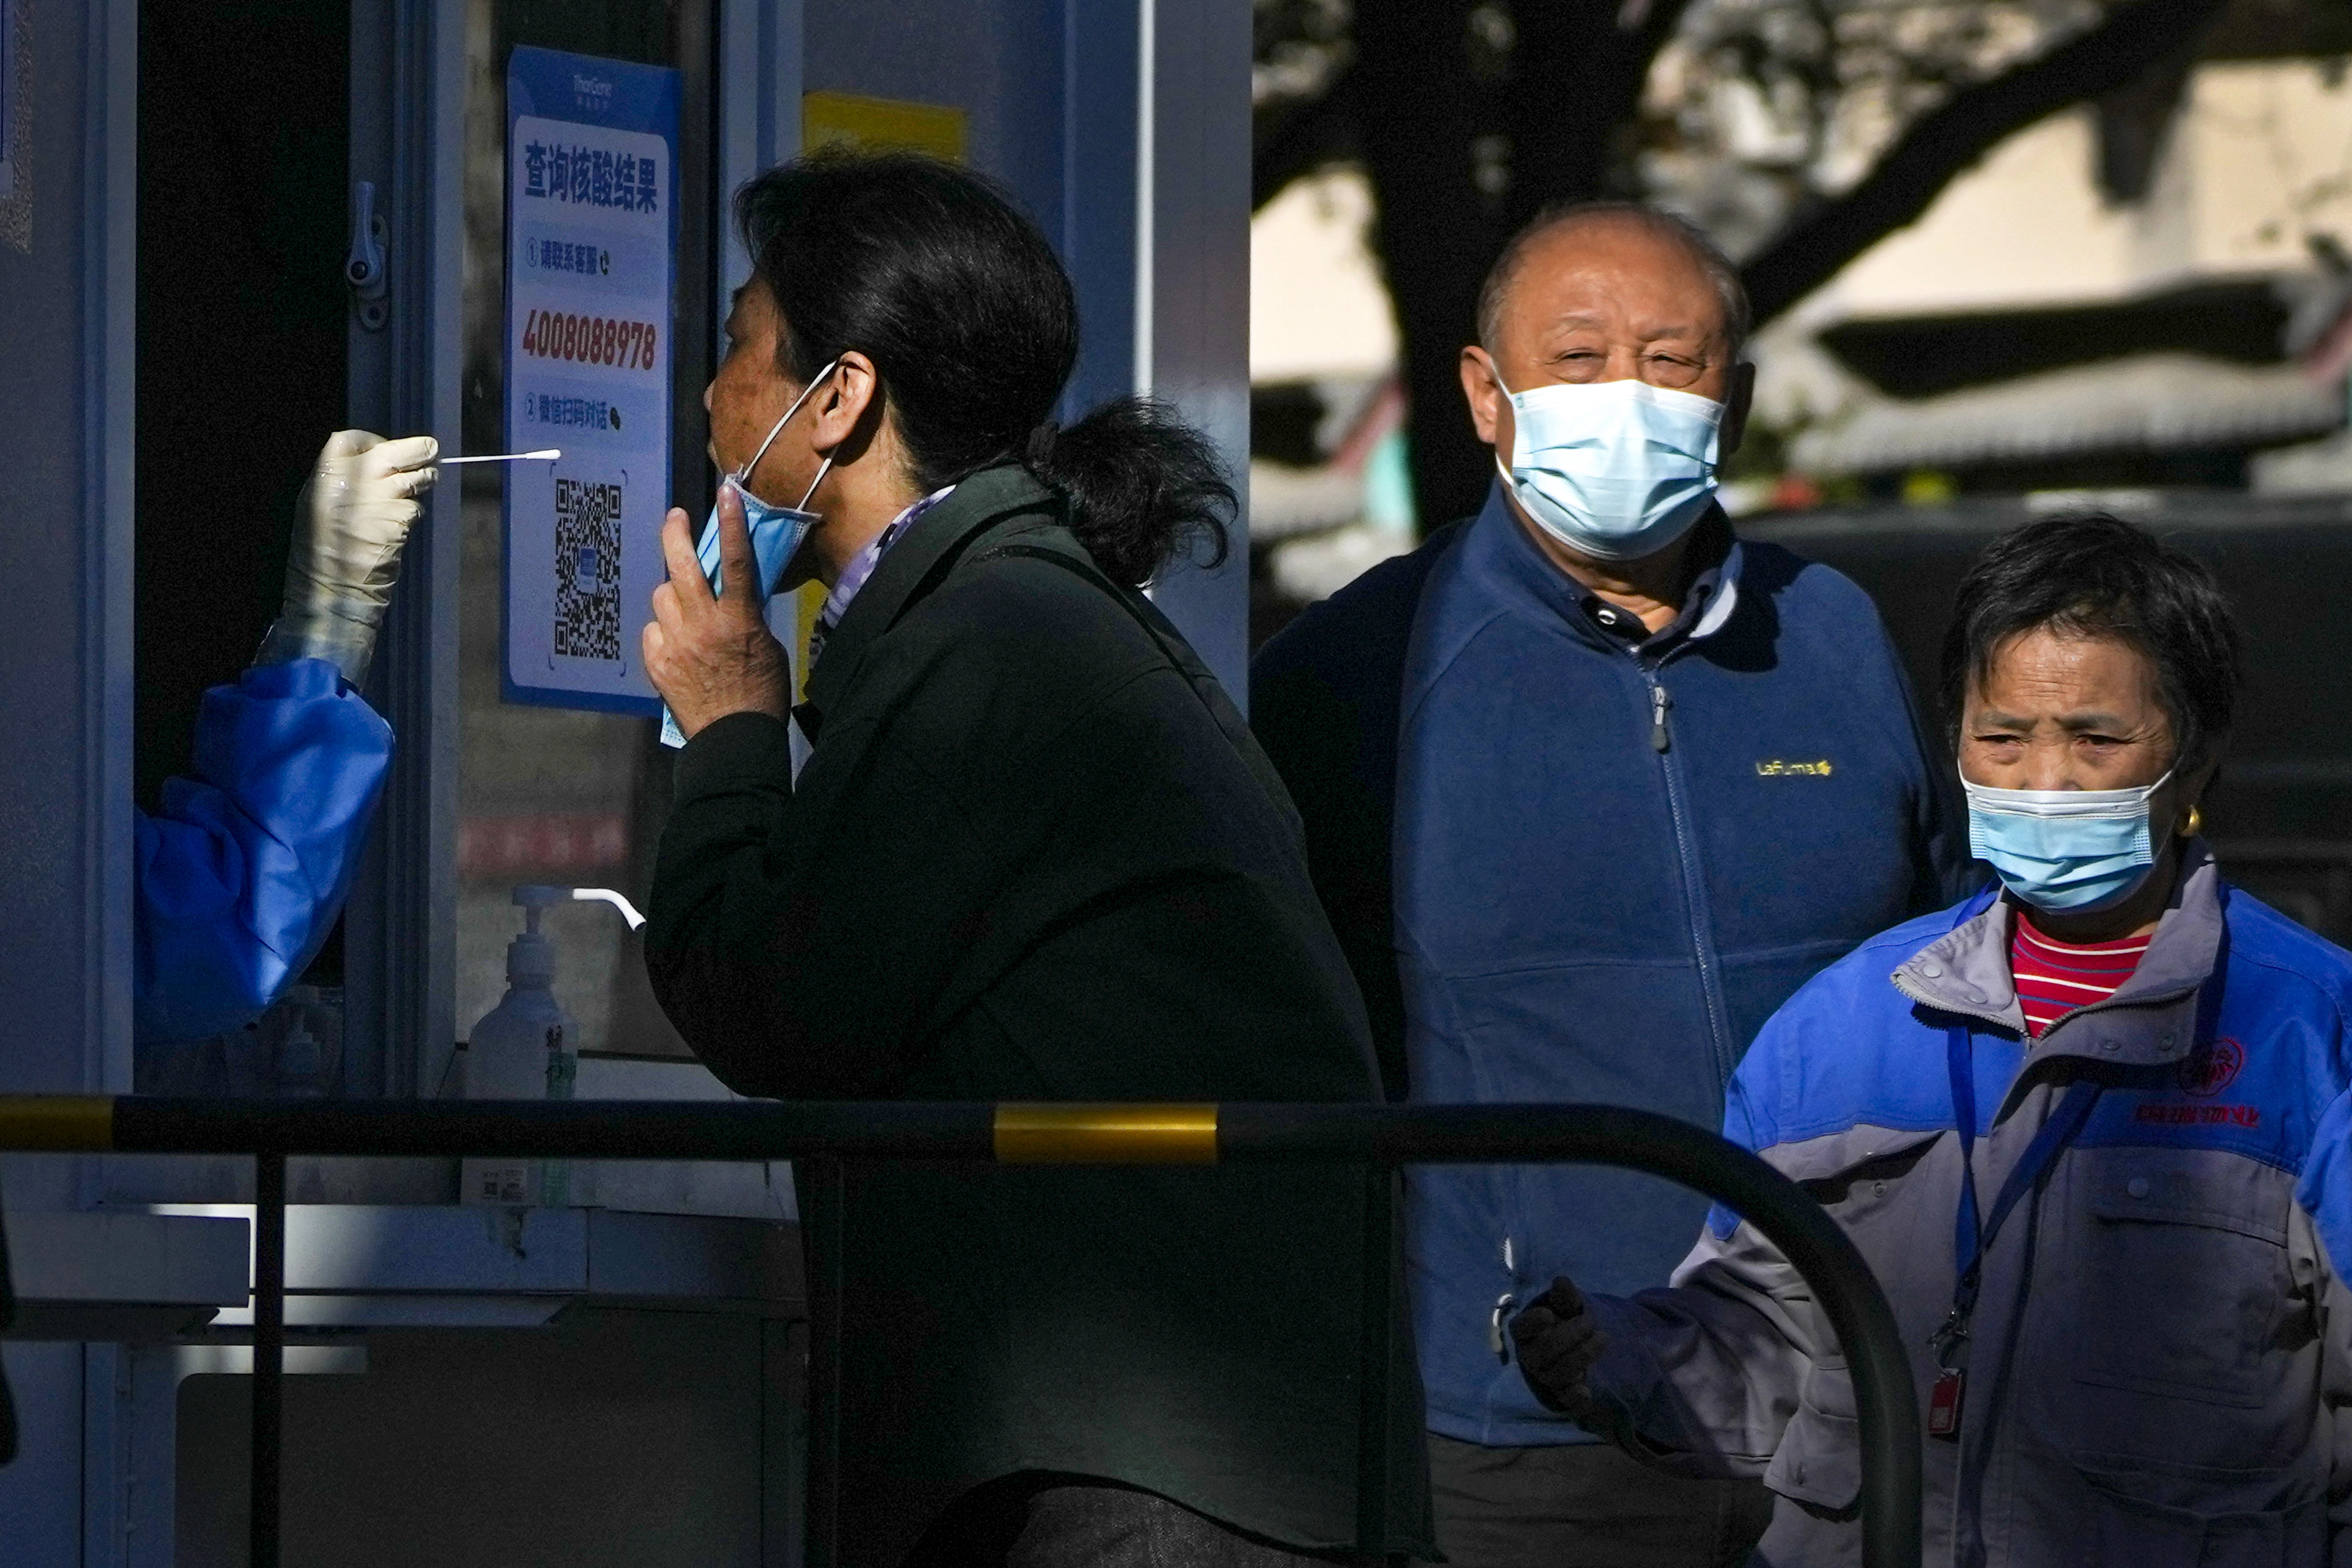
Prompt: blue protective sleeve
<box><xmin>133</xmin><ymin>658</ymin><xmax>393</xmax><ymax>1045</ymax></box>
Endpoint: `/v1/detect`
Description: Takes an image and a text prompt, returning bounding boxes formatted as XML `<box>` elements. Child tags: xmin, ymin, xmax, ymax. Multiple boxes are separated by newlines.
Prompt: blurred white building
<box><xmin>1763</xmin><ymin>58</ymin><xmax>2352</xmax><ymax>499</ymax></box>
<box><xmin>1248</xmin><ymin>168</ymin><xmax>1418</xmax><ymax>605</ymax></box>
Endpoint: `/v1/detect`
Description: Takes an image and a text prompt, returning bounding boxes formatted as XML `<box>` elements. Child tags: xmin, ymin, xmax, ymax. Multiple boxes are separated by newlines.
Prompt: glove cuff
<box><xmin>255</xmin><ymin>603</ymin><xmax>380</xmax><ymax>688</ymax></box>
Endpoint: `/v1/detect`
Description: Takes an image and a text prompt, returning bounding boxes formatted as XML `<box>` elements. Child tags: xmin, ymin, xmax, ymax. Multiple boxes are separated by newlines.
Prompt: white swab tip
<box><xmin>439</xmin><ymin>449</ymin><xmax>563</xmax><ymax>465</ymax></box>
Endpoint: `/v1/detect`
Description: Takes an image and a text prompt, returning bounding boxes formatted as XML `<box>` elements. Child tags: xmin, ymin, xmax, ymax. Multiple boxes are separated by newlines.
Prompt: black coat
<box><xmin>645</xmin><ymin>465</ymin><xmax>1434</xmax><ymax>1565</ymax></box>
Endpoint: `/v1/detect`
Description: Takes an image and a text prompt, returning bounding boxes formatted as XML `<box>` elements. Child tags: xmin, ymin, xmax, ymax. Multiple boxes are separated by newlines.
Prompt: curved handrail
<box><xmin>0</xmin><ymin>1096</ymin><xmax>1920</xmax><ymax>1566</ymax></box>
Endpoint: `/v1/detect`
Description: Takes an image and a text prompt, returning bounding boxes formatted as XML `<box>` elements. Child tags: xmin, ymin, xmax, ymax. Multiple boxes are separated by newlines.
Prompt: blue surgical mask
<box><xmin>698</xmin><ymin>357</ymin><xmax>841</xmax><ymax>602</ymax></box>
<box><xmin>1961</xmin><ymin>768</ymin><xmax>2174</xmax><ymax>913</ymax></box>
<box><xmin>661</xmin><ymin>360</ymin><xmax>839</xmax><ymax>749</ymax></box>
<box><xmin>1495</xmin><ymin>377</ymin><xmax>1724</xmax><ymax>561</ymax></box>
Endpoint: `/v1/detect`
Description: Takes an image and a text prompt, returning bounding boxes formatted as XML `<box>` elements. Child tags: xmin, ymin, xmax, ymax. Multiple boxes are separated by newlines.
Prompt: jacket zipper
<box><xmin>1642</xmin><ymin>660</ymin><xmax>1737</xmax><ymax>1086</ymax></box>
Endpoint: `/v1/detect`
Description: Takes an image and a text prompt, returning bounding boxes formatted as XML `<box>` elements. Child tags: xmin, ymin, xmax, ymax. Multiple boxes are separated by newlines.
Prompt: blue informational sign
<box><xmin>503</xmin><ymin>46</ymin><xmax>681</xmax><ymax>713</ymax></box>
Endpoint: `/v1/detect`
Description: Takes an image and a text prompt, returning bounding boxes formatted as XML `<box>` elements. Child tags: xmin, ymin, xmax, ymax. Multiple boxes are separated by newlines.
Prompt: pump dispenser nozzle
<box><xmin>516</xmin><ymin>885</ymin><xmax>646</xmax><ymax>930</ymax></box>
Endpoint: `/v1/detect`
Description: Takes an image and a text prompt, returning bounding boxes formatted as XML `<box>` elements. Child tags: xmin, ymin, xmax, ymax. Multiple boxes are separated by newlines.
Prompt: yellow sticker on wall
<box><xmin>801</xmin><ymin>92</ymin><xmax>968</xmax><ymax>162</ymax></box>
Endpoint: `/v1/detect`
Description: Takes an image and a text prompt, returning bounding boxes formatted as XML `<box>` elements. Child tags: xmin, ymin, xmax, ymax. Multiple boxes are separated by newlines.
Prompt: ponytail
<box><xmin>1025</xmin><ymin>397</ymin><xmax>1234</xmax><ymax>587</ymax></box>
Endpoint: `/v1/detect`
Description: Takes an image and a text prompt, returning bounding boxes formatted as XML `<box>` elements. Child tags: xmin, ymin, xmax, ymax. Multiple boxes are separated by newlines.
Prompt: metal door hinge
<box><xmin>347</xmin><ymin>180</ymin><xmax>389</xmax><ymax>330</ymax></box>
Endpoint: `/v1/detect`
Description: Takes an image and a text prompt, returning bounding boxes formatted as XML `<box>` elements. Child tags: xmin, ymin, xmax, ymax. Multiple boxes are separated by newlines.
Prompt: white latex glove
<box><xmin>257</xmin><ymin>430</ymin><xmax>439</xmax><ymax>685</ymax></box>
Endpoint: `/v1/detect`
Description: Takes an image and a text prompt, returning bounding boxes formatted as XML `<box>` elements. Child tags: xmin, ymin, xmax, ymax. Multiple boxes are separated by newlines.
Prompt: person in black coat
<box><xmin>636</xmin><ymin>151</ymin><xmax>1434</xmax><ymax>1568</ymax></box>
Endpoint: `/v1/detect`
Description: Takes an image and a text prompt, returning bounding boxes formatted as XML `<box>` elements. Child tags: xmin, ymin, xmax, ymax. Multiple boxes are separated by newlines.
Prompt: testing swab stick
<box><xmin>439</xmin><ymin>449</ymin><xmax>562</xmax><ymax>465</ymax></box>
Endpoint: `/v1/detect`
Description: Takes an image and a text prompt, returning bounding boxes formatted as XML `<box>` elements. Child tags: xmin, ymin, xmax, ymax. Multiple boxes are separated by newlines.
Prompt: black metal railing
<box><xmin>0</xmin><ymin>1098</ymin><xmax>1921</xmax><ymax>1567</ymax></box>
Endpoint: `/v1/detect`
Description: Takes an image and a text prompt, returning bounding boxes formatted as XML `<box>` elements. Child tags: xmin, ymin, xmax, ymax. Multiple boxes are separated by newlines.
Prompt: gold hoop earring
<box><xmin>2182</xmin><ymin>804</ymin><xmax>2203</xmax><ymax>839</ymax></box>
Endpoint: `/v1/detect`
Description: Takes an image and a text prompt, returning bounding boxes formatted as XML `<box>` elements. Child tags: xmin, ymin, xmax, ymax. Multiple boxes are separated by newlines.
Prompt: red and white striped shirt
<box><xmin>2009</xmin><ymin>913</ymin><xmax>2150</xmax><ymax>1037</ymax></box>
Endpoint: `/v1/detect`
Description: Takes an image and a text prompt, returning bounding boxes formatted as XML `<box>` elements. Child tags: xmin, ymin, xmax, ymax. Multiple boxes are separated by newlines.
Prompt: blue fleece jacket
<box><xmin>1391</xmin><ymin>485</ymin><xmax>1969</xmax><ymax>1446</ymax></box>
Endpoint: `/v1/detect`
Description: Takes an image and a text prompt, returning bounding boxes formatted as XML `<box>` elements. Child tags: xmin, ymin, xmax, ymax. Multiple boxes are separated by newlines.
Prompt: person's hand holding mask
<box><xmin>643</xmin><ymin>486</ymin><xmax>793</xmax><ymax>742</ymax></box>
<box><xmin>259</xmin><ymin>429</ymin><xmax>440</xmax><ymax>685</ymax></box>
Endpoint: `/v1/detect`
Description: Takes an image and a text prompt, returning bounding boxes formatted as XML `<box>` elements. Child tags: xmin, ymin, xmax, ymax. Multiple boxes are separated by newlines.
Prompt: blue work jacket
<box><xmin>1252</xmin><ymin>484</ymin><xmax>1969</xmax><ymax>1449</ymax></box>
<box><xmin>1575</xmin><ymin>853</ymin><xmax>2352</xmax><ymax>1565</ymax></box>
<box><xmin>134</xmin><ymin>657</ymin><xmax>392</xmax><ymax>1044</ymax></box>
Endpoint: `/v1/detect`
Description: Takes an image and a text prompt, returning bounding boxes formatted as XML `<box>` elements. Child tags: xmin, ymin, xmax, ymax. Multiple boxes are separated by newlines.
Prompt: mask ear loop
<box><xmin>795</xmin><ymin>450</ymin><xmax>837</xmax><ymax>513</ymax></box>
<box><xmin>734</xmin><ymin>357</ymin><xmax>843</xmax><ymax>489</ymax></box>
<box><xmin>1489</xmin><ymin>365</ymin><xmax>1521</xmax><ymax>479</ymax></box>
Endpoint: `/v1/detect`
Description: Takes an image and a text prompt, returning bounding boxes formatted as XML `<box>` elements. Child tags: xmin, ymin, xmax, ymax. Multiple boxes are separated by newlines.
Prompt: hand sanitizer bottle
<box><xmin>461</xmin><ymin>886</ymin><xmax>644</xmax><ymax>1206</ymax></box>
<box><xmin>463</xmin><ymin>887</ymin><xmax>573</xmax><ymax>1204</ymax></box>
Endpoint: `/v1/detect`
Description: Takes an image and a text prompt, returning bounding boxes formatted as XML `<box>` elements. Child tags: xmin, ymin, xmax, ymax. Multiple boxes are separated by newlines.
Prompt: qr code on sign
<box><xmin>553</xmin><ymin>476</ymin><xmax>624</xmax><ymax>660</ymax></box>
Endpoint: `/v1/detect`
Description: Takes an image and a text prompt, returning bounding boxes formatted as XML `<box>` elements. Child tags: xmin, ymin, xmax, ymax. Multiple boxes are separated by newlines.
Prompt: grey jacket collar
<box><xmin>1890</xmin><ymin>842</ymin><xmax>2223</xmax><ymax>1074</ymax></box>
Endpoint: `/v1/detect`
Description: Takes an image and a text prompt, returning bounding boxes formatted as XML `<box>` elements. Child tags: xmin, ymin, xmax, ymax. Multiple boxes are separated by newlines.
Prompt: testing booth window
<box><xmin>454</xmin><ymin>0</ymin><xmax>716</xmax><ymax>1067</ymax></box>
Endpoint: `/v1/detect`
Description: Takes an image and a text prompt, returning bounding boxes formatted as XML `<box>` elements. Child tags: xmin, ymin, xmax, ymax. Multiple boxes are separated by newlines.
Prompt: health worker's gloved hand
<box><xmin>1509</xmin><ymin>1276</ymin><xmax>1609</xmax><ymax>1424</ymax></box>
<box><xmin>257</xmin><ymin>430</ymin><xmax>439</xmax><ymax>686</ymax></box>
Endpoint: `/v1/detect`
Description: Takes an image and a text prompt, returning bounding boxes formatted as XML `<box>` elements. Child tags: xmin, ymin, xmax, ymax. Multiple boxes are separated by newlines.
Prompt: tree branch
<box><xmin>1741</xmin><ymin>0</ymin><xmax>2234</xmax><ymax>325</ymax></box>
<box><xmin>1254</xmin><ymin>72</ymin><xmax>1361</xmax><ymax>212</ymax></box>
<box><xmin>1505</xmin><ymin>0</ymin><xmax>1701</xmax><ymax>221</ymax></box>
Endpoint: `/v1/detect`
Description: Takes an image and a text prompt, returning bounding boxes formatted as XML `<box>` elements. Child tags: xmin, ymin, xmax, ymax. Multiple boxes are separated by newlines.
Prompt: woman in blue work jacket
<box><xmin>1508</xmin><ymin>514</ymin><xmax>2352</xmax><ymax>1566</ymax></box>
<box><xmin>136</xmin><ymin>430</ymin><xmax>437</xmax><ymax>1045</ymax></box>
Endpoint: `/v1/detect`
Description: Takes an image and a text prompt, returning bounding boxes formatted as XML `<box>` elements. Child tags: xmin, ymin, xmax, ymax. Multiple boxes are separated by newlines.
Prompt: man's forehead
<box><xmin>1504</xmin><ymin>219</ymin><xmax>1724</xmax><ymax>332</ymax></box>
<box><xmin>1528</xmin><ymin>304</ymin><xmax>1709</xmax><ymax>340</ymax></box>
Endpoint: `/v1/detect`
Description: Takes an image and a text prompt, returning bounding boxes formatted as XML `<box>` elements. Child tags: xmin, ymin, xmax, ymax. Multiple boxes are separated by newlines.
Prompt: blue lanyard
<box><xmin>1937</xmin><ymin>1023</ymin><xmax>2103</xmax><ymax>1364</ymax></box>
<box><xmin>1926</xmin><ymin>893</ymin><xmax>2221</xmax><ymax>1484</ymax></box>
<box><xmin>1929</xmin><ymin>884</ymin><xmax>2104</xmax><ymax>1374</ymax></box>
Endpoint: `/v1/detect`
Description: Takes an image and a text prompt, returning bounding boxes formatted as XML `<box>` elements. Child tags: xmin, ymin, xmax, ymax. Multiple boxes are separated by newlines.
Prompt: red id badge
<box><xmin>1927</xmin><ymin>1370</ymin><xmax>1964</xmax><ymax>1438</ymax></box>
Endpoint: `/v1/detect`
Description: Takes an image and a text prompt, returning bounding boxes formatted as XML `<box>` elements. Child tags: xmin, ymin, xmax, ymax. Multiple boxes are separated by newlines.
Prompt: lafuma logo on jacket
<box><xmin>1754</xmin><ymin>759</ymin><xmax>1833</xmax><ymax>777</ymax></box>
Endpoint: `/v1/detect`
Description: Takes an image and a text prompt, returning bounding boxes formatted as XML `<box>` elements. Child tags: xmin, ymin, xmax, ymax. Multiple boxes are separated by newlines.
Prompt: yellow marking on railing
<box><xmin>992</xmin><ymin>1103</ymin><xmax>1218</xmax><ymax>1164</ymax></box>
<box><xmin>0</xmin><ymin>1095</ymin><xmax>117</xmax><ymax>1152</ymax></box>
